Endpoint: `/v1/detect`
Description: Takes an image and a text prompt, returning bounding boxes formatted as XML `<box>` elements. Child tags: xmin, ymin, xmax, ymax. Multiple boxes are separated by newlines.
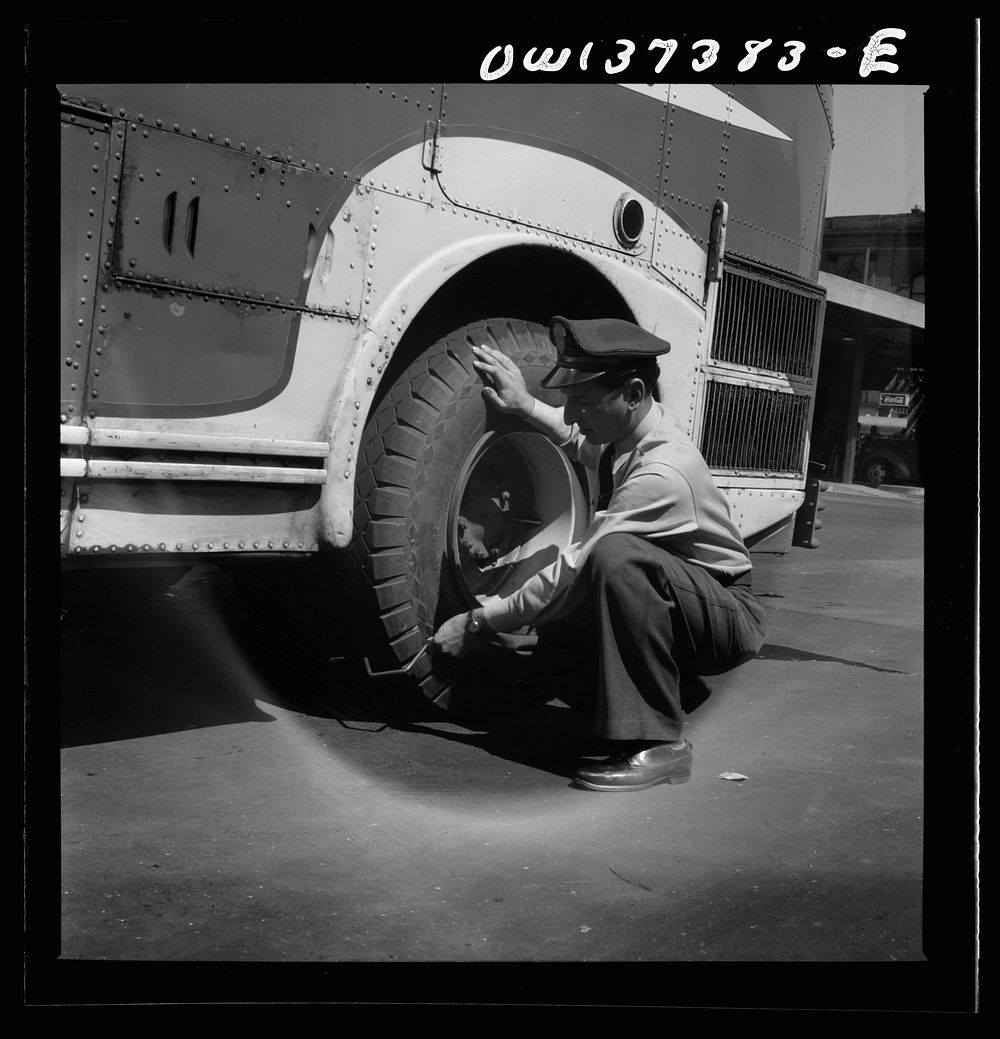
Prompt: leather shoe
<box><xmin>572</xmin><ymin>740</ymin><xmax>692</xmax><ymax>791</ymax></box>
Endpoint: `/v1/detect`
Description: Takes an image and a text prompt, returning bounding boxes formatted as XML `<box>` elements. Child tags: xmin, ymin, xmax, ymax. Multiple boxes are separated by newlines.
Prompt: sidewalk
<box><xmin>825</xmin><ymin>481</ymin><xmax>925</xmax><ymax>500</ymax></box>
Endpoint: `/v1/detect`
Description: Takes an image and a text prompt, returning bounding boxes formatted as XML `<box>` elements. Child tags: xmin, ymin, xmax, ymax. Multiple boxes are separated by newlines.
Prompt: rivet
<box><xmin>207</xmin><ymin>543</ymin><xmax>214</xmax><ymax>549</ymax></box>
<box><xmin>223</xmin><ymin>543</ymin><xmax>230</xmax><ymax>550</ymax></box>
<box><xmin>176</xmin><ymin>543</ymin><xmax>184</xmax><ymax>551</ymax></box>
<box><xmin>253</xmin><ymin>542</ymin><xmax>260</xmax><ymax>549</ymax></box>
<box><xmin>239</xmin><ymin>541</ymin><xmax>245</xmax><ymax>549</ymax></box>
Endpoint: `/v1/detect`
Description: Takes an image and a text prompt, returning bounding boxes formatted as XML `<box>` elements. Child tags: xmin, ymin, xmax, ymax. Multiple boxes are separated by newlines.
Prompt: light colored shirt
<box><xmin>481</xmin><ymin>402</ymin><xmax>752</xmax><ymax>633</ymax></box>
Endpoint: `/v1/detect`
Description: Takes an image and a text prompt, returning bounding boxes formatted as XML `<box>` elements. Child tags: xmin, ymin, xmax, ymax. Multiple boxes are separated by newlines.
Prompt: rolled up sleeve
<box><xmin>482</xmin><ymin>466</ymin><xmax>697</xmax><ymax>632</ymax></box>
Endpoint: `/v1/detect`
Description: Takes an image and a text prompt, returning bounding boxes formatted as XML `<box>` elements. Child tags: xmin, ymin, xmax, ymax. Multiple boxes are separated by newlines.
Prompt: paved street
<box><xmin>30</xmin><ymin>484</ymin><xmax>975</xmax><ymax>1007</ymax></box>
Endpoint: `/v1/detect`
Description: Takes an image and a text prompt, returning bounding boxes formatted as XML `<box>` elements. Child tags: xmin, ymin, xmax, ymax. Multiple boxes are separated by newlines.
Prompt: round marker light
<box><xmin>614</xmin><ymin>194</ymin><xmax>645</xmax><ymax>248</ymax></box>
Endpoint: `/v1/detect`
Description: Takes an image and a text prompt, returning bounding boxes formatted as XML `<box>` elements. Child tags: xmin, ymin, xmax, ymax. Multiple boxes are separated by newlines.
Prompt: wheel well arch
<box><xmin>374</xmin><ymin>243</ymin><xmax>636</xmax><ymax>412</ymax></box>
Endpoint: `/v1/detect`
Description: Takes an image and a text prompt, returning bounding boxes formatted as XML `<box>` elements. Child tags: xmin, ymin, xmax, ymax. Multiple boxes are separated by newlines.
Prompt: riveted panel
<box><xmin>70</xmin><ymin>481</ymin><xmax>322</xmax><ymax>557</ymax></box>
<box><xmin>650</xmin><ymin>206</ymin><xmax>710</xmax><ymax>306</ymax></box>
<box><xmin>83</xmin><ymin>282</ymin><xmax>300</xmax><ymax>411</ymax></box>
<box><xmin>61</xmin><ymin>116</ymin><xmax>111</xmax><ymax>423</ymax></box>
<box><xmin>442</xmin><ymin>84</ymin><xmax>665</xmax><ymax>196</ymax></box>
<box><xmin>714</xmin><ymin>86</ymin><xmax>832</xmax><ymax>280</ymax></box>
<box><xmin>654</xmin><ymin>85</ymin><xmax>832</xmax><ymax>283</ymax></box>
<box><xmin>58</xmin><ymin>83</ymin><xmax>442</xmax><ymax>181</ymax></box>
<box><xmin>652</xmin><ymin>87</ymin><xmax>725</xmax><ymax>297</ymax></box>
<box><xmin>113</xmin><ymin>126</ymin><xmax>357</xmax><ymax>306</ymax></box>
<box><xmin>437</xmin><ymin>84</ymin><xmax>665</xmax><ymax>253</ymax></box>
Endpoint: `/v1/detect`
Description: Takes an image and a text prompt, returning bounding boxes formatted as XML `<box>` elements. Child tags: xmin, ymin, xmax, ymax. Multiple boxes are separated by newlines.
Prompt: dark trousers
<box><xmin>507</xmin><ymin>533</ymin><xmax>767</xmax><ymax>741</ymax></box>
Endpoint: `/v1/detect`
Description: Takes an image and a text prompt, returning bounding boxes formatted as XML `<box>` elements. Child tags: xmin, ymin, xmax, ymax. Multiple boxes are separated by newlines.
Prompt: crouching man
<box><xmin>432</xmin><ymin>317</ymin><xmax>766</xmax><ymax>791</ymax></box>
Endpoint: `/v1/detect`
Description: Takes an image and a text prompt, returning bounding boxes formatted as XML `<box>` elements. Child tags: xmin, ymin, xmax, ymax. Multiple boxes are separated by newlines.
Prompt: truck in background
<box><xmin>855</xmin><ymin>368</ymin><xmax>924</xmax><ymax>486</ymax></box>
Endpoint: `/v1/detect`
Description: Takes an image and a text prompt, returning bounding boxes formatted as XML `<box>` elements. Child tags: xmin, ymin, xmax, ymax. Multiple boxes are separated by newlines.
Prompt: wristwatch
<box><xmin>465</xmin><ymin>610</ymin><xmax>490</xmax><ymax>636</ymax></box>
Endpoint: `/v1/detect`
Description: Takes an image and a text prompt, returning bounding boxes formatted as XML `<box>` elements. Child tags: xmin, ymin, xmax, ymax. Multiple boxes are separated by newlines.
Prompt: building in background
<box><xmin>810</xmin><ymin>208</ymin><xmax>925</xmax><ymax>486</ymax></box>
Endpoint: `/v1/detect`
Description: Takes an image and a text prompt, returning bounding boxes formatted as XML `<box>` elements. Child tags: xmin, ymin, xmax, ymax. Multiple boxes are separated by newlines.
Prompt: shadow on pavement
<box><xmin>59</xmin><ymin>565</ymin><xmax>436</xmax><ymax>747</ymax></box>
<box><xmin>756</xmin><ymin>642</ymin><xmax>910</xmax><ymax>674</ymax></box>
<box><xmin>60</xmin><ymin>563</ymin><xmax>728</xmax><ymax>757</ymax></box>
<box><xmin>59</xmin><ymin>592</ymin><xmax>279</xmax><ymax>748</ymax></box>
<box><xmin>388</xmin><ymin>705</ymin><xmax>621</xmax><ymax>781</ymax></box>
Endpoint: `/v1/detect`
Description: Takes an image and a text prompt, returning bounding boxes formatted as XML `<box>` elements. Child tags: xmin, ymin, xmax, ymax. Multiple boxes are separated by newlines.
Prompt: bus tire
<box><xmin>347</xmin><ymin>317</ymin><xmax>587</xmax><ymax>713</ymax></box>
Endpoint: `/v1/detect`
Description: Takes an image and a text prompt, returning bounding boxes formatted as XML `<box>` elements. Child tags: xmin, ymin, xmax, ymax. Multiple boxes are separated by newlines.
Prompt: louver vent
<box><xmin>711</xmin><ymin>260</ymin><xmax>823</xmax><ymax>378</ymax></box>
<box><xmin>701</xmin><ymin>381</ymin><xmax>810</xmax><ymax>475</ymax></box>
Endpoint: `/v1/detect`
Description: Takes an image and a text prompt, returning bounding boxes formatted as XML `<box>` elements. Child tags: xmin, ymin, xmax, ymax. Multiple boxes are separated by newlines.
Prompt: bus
<box><xmin>59</xmin><ymin>82</ymin><xmax>832</xmax><ymax>707</ymax></box>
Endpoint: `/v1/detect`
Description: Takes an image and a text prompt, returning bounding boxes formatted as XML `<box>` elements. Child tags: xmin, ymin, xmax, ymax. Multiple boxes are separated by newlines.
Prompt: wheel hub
<box><xmin>449</xmin><ymin>431</ymin><xmax>589</xmax><ymax>602</ymax></box>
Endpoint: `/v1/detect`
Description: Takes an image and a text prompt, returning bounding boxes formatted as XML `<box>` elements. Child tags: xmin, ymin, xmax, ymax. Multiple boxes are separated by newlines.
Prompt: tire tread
<box><xmin>352</xmin><ymin>318</ymin><xmax>557</xmax><ymax>686</ymax></box>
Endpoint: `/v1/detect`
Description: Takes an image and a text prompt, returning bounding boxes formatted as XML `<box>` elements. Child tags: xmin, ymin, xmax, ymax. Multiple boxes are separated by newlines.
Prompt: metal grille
<box><xmin>711</xmin><ymin>261</ymin><xmax>822</xmax><ymax>378</ymax></box>
<box><xmin>701</xmin><ymin>382</ymin><xmax>809</xmax><ymax>474</ymax></box>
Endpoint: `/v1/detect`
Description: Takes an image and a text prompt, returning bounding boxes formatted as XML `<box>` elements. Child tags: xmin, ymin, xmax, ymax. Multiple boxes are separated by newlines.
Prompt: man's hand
<box><xmin>432</xmin><ymin>612</ymin><xmax>479</xmax><ymax>659</ymax></box>
<box><xmin>472</xmin><ymin>345</ymin><xmax>536</xmax><ymax>419</ymax></box>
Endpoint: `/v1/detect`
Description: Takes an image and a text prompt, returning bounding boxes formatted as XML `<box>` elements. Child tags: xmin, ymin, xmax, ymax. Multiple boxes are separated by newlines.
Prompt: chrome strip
<box><xmin>81</xmin><ymin>461</ymin><xmax>327</xmax><ymax>484</ymax></box>
<box><xmin>59</xmin><ymin>425</ymin><xmax>330</xmax><ymax>457</ymax></box>
<box><xmin>60</xmin><ymin>426</ymin><xmax>89</xmax><ymax>446</ymax></box>
<box><xmin>90</xmin><ymin>428</ymin><xmax>330</xmax><ymax>457</ymax></box>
